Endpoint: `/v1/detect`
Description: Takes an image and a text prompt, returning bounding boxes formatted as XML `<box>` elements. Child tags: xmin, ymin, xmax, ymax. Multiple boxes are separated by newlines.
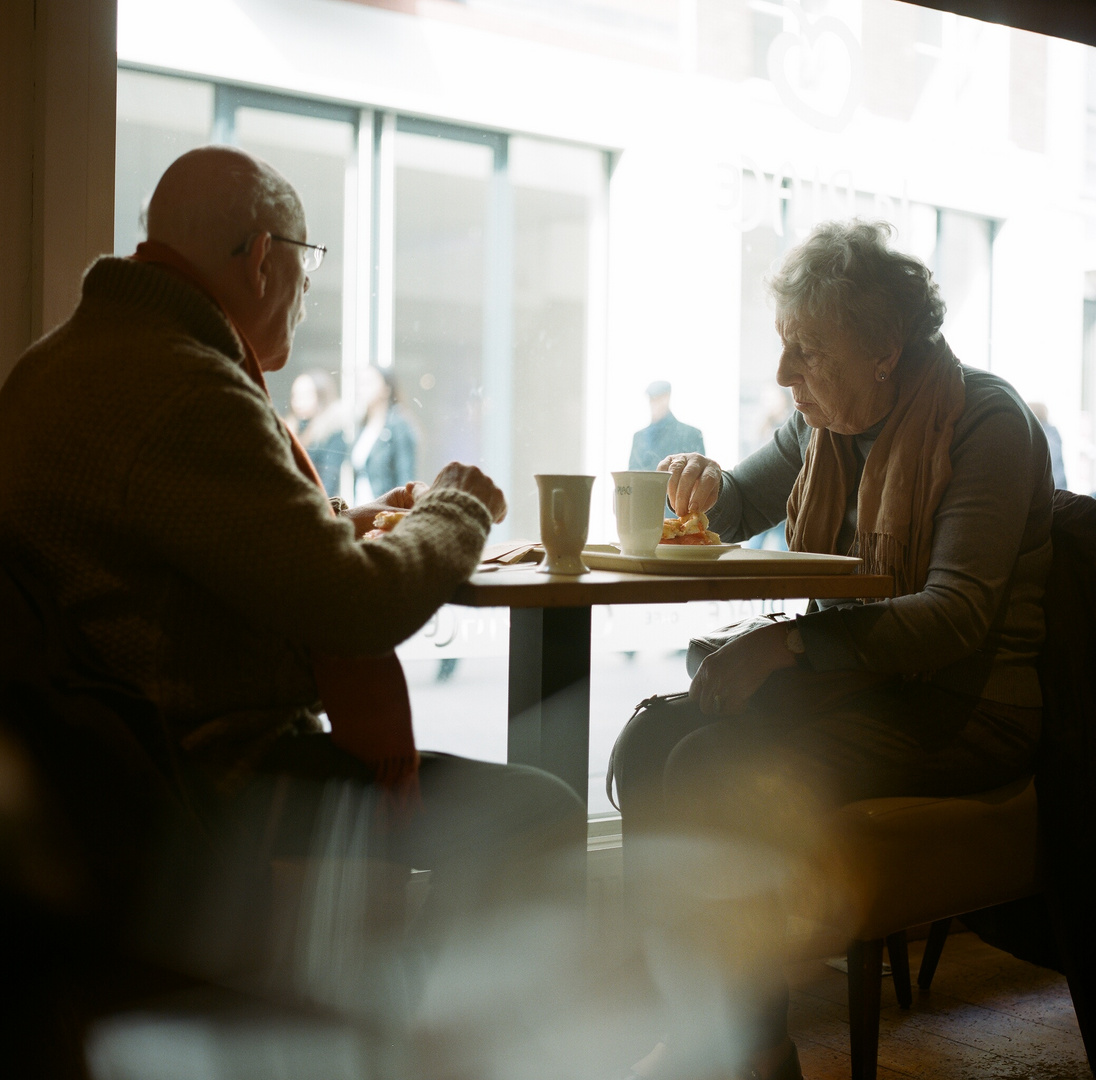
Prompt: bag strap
<box><xmin>605</xmin><ymin>691</ymin><xmax>691</xmax><ymax>812</ymax></box>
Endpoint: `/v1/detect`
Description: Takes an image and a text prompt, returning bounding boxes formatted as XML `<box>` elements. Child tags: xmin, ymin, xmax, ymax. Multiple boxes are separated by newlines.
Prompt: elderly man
<box><xmin>0</xmin><ymin>146</ymin><xmax>584</xmax><ymax>993</ymax></box>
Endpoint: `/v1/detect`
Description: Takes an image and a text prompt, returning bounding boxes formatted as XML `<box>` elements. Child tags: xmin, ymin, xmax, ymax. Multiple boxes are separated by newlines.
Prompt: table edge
<box><xmin>451</xmin><ymin>570</ymin><xmax>894</xmax><ymax>608</ymax></box>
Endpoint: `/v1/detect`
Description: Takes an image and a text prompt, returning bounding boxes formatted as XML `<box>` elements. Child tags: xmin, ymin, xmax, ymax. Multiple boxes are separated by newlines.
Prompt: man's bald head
<box><xmin>146</xmin><ymin>146</ymin><xmax>311</xmax><ymax>371</ymax></box>
<box><xmin>146</xmin><ymin>145</ymin><xmax>303</xmax><ymax>275</ymax></box>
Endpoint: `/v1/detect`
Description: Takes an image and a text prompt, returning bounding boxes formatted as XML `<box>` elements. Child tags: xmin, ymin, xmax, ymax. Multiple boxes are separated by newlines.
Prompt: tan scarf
<box><xmin>786</xmin><ymin>337</ymin><xmax>965</xmax><ymax>596</ymax></box>
<box><xmin>132</xmin><ymin>242</ymin><xmax>420</xmax><ymax>804</ymax></box>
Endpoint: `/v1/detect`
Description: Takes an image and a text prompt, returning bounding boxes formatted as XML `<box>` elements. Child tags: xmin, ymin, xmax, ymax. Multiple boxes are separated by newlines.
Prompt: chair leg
<box><xmin>847</xmin><ymin>938</ymin><xmax>884</xmax><ymax>1080</ymax></box>
<box><xmin>917</xmin><ymin>917</ymin><xmax>952</xmax><ymax>991</ymax></box>
<box><xmin>885</xmin><ymin>931</ymin><xmax>912</xmax><ymax>1009</ymax></box>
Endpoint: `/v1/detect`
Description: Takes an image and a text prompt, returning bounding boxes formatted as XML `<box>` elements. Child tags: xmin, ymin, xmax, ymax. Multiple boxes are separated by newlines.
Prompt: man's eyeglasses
<box><xmin>232</xmin><ymin>233</ymin><xmax>327</xmax><ymax>273</ymax></box>
<box><xmin>272</xmin><ymin>234</ymin><xmax>327</xmax><ymax>273</ymax></box>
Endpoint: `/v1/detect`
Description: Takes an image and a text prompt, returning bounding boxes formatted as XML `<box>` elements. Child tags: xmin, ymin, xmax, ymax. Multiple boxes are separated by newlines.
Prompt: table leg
<box><xmin>507</xmin><ymin>606</ymin><xmax>591</xmax><ymax>805</ymax></box>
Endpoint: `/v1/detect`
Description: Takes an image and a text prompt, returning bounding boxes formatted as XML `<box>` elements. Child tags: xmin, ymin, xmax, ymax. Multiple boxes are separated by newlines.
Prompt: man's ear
<box><xmin>242</xmin><ymin>232</ymin><xmax>273</xmax><ymax>299</ymax></box>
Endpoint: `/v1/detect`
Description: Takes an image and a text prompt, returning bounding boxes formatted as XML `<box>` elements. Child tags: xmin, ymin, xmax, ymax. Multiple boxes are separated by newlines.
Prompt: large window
<box><xmin>388</xmin><ymin>124</ymin><xmax>606</xmax><ymax>537</ymax></box>
<box><xmin>115</xmin><ymin>69</ymin><xmax>609</xmax><ymax>539</ymax></box>
<box><xmin>118</xmin><ymin>0</ymin><xmax>1096</xmax><ymax>812</ymax></box>
<box><xmin>115</xmin><ymin>66</ymin><xmax>616</xmax><ymax>802</ymax></box>
<box><xmin>736</xmin><ymin>171</ymin><xmax>996</xmax><ymax>468</ymax></box>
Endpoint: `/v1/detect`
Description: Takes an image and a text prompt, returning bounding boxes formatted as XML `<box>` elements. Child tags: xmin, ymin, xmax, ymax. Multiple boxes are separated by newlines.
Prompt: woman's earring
<box><xmin>878</xmin><ymin>371</ymin><xmax>887</xmax><ymax>382</ymax></box>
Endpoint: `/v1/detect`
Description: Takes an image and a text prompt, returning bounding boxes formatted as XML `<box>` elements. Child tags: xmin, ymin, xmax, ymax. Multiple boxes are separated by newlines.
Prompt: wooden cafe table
<box><xmin>451</xmin><ymin>546</ymin><xmax>893</xmax><ymax>806</ymax></box>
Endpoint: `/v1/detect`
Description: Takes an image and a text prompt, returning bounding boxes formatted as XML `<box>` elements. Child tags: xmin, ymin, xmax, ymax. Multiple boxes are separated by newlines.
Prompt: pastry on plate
<box><xmin>659</xmin><ymin>510</ymin><xmax>721</xmax><ymax>546</ymax></box>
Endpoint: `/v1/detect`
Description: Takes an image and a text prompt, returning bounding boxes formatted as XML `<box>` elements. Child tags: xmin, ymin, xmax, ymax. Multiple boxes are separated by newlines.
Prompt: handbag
<box><xmin>607</xmin><ymin>617</ymin><xmax>792</xmax><ymax>810</ymax></box>
<box><xmin>607</xmin><ymin>616</ymin><xmax>891</xmax><ymax>811</ymax></box>
<box><xmin>685</xmin><ymin>612</ymin><xmax>791</xmax><ymax>678</ymax></box>
<box><xmin>605</xmin><ymin>691</ymin><xmax>691</xmax><ymax>811</ymax></box>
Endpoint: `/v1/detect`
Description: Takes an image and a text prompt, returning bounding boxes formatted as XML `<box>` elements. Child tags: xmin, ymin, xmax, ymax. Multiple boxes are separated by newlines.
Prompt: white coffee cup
<box><xmin>535</xmin><ymin>474</ymin><xmax>595</xmax><ymax>575</ymax></box>
<box><xmin>612</xmin><ymin>470</ymin><xmax>671</xmax><ymax>557</ymax></box>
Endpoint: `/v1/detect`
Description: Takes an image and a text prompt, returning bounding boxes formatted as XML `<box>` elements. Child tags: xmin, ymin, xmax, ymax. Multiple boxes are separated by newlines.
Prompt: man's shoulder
<box><xmin>663</xmin><ymin>415</ymin><xmax>704</xmax><ymax>448</ymax></box>
<box><xmin>80</xmin><ymin>257</ymin><xmax>245</xmax><ymax>365</ymax></box>
<box><xmin>661</xmin><ymin>412</ymin><xmax>699</xmax><ymax>433</ymax></box>
<box><xmin>1</xmin><ymin>276</ymin><xmax>264</xmax><ymax>438</ymax></box>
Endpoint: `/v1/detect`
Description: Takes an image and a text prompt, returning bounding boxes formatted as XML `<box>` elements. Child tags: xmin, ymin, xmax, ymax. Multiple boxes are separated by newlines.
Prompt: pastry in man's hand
<box><xmin>659</xmin><ymin>511</ymin><xmax>721</xmax><ymax>546</ymax></box>
<box><xmin>363</xmin><ymin>509</ymin><xmax>408</xmax><ymax>540</ymax></box>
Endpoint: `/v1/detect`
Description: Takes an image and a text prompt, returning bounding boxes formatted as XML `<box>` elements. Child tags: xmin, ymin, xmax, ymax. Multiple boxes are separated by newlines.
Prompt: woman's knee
<box><xmin>424</xmin><ymin>754</ymin><xmax>581</xmax><ymax>821</ymax></box>
<box><xmin>663</xmin><ymin>725</ymin><xmax>834</xmax><ymax>855</ymax></box>
<box><xmin>611</xmin><ymin>693</ymin><xmax>706</xmax><ymax>799</ymax></box>
<box><xmin>661</xmin><ymin>723</ymin><xmax>737</xmax><ymax>816</ymax></box>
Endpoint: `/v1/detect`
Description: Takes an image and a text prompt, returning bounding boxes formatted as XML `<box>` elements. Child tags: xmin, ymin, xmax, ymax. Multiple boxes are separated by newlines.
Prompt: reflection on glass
<box><xmin>392</xmin><ymin>130</ymin><xmax>605</xmax><ymax>539</ymax></box>
<box><xmin>510</xmin><ymin>137</ymin><xmax>603</xmax><ymax>538</ymax></box>
<box><xmin>115</xmin><ymin>0</ymin><xmax>1096</xmax><ymax>798</ymax></box>
<box><xmin>114</xmin><ymin>71</ymin><xmax>214</xmax><ymax>255</ymax></box>
<box><xmin>935</xmin><ymin>211</ymin><xmax>994</xmax><ymax>372</ymax></box>
<box><xmin>736</xmin><ymin>175</ymin><xmax>994</xmax><ymax>460</ymax></box>
<box><xmin>393</xmin><ymin>132</ymin><xmax>492</xmax><ymax>501</ymax></box>
<box><xmin>234</xmin><ymin>108</ymin><xmax>355</xmax><ymax>438</ymax></box>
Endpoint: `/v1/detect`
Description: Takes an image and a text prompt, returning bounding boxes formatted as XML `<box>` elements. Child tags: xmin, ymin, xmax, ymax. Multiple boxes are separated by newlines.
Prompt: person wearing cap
<box><xmin>628</xmin><ymin>380</ymin><xmax>706</xmax><ymax>475</ymax></box>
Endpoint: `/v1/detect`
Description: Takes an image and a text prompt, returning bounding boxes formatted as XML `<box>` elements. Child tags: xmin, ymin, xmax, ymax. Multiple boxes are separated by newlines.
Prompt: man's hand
<box><xmin>689</xmin><ymin>620</ymin><xmax>796</xmax><ymax>716</ymax></box>
<box><xmin>342</xmin><ymin>484</ymin><xmax>425</xmax><ymax>538</ymax></box>
<box><xmin>658</xmin><ymin>453</ymin><xmax>724</xmax><ymax>517</ymax></box>
<box><xmin>431</xmin><ymin>462</ymin><xmax>508</xmax><ymax>524</ymax></box>
<box><xmin>343</xmin><ymin>466</ymin><xmax>505</xmax><ymax>539</ymax></box>
<box><xmin>379</xmin><ymin>481</ymin><xmax>429</xmax><ymax>509</ymax></box>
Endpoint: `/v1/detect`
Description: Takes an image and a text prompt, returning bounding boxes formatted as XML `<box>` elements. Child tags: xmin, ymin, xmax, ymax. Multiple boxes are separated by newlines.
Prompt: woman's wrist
<box><xmin>784</xmin><ymin>624</ymin><xmax>811</xmax><ymax>668</ymax></box>
<box><xmin>761</xmin><ymin>620</ymin><xmax>798</xmax><ymax>670</ymax></box>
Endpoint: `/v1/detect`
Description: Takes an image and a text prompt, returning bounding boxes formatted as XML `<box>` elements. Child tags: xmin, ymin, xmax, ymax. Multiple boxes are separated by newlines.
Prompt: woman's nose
<box><xmin>776</xmin><ymin>349</ymin><xmax>796</xmax><ymax>386</ymax></box>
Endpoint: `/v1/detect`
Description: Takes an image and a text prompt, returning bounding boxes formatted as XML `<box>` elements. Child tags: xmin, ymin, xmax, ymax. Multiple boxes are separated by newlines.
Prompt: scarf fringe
<box><xmin>856</xmin><ymin>531</ymin><xmax>913</xmax><ymax>596</ymax></box>
<box><xmin>787</xmin><ymin>337</ymin><xmax>965</xmax><ymax>598</ymax></box>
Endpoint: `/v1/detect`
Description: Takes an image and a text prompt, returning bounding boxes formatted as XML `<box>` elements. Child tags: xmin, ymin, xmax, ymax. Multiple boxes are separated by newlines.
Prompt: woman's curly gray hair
<box><xmin>767</xmin><ymin>220</ymin><xmax>946</xmax><ymax>353</ymax></box>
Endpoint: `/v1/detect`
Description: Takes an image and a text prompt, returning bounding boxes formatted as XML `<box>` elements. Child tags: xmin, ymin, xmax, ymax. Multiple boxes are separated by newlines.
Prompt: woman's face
<box><xmin>290</xmin><ymin>374</ymin><xmax>318</xmax><ymax>420</ymax></box>
<box><xmin>775</xmin><ymin>316</ymin><xmax>898</xmax><ymax>435</ymax></box>
<box><xmin>361</xmin><ymin>367</ymin><xmax>391</xmax><ymax>409</ymax></box>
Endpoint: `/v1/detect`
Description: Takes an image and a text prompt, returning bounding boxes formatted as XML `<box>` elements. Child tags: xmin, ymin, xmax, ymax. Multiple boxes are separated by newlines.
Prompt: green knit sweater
<box><xmin>0</xmin><ymin>258</ymin><xmax>492</xmax><ymax>783</ymax></box>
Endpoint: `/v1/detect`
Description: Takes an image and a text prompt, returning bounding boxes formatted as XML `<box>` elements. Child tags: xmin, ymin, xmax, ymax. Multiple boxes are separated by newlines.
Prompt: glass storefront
<box><xmin>116</xmin><ymin>0</ymin><xmax>1096</xmax><ymax>810</ymax></box>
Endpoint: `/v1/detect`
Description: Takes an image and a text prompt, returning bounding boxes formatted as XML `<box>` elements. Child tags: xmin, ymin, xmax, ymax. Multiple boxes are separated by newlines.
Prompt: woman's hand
<box><xmin>658</xmin><ymin>453</ymin><xmax>724</xmax><ymax>516</ymax></box>
<box><xmin>689</xmin><ymin>620</ymin><xmax>797</xmax><ymax>716</ymax></box>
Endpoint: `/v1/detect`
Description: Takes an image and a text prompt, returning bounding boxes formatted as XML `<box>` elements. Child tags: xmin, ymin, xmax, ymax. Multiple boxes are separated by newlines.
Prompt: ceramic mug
<box><xmin>535</xmin><ymin>474</ymin><xmax>595</xmax><ymax>574</ymax></box>
<box><xmin>612</xmin><ymin>470</ymin><xmax>671</xmax><ymax>557</ymax></box>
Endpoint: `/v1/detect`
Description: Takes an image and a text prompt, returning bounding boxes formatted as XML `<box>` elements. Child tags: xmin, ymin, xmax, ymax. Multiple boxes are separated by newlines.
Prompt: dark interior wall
<box><xmin>0</xmin><ymin>2</ymin><xmax>35</xmax><ymax>380</ymax></box>
<box><xmin>0</xmin><ymin>0</ymin><xmax>116</xmax><ymax>387</ymax></box>
<box><xmin>912</xmin><ymin>0</ymin><xmax>1096</xmax><ymax>48</ymax></box>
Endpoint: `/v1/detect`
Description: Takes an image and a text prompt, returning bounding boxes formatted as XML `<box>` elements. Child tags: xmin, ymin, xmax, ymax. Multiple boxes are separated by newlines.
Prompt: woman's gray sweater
<box><xmin>706</xmin><ymin>362</ymin><xmax>1054</xmax><ymax>706</ymax></box>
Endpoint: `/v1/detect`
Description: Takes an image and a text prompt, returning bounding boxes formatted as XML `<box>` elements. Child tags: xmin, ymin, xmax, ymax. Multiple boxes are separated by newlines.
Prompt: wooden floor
<box><xmin>75</xmin><ymin>926</ymin><xmax>1092</xmax><ymax>1080</ymax></box>
<box><xmin>788</xmin><ymin>930</ymin><xmax>1091</xmax><ymax>1079</ymax></box>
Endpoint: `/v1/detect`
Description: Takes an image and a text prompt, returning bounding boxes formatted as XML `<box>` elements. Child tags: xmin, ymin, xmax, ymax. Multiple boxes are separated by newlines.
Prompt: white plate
<box><xmin>655</xmin><ymin>543</ymin><xmax>739</xmax><ymax>561</ymax></box>
<box><xmin>582</xmin><ymin>545</ymin><xmax>862</xmax><ymax>577</ymax></box>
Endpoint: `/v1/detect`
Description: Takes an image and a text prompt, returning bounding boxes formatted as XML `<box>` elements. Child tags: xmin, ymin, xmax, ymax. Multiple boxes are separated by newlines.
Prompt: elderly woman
<box><xmin>611</xmin><ymin>220</ymin><xmax>1053</xmax><ymax>1080</ymax></box>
